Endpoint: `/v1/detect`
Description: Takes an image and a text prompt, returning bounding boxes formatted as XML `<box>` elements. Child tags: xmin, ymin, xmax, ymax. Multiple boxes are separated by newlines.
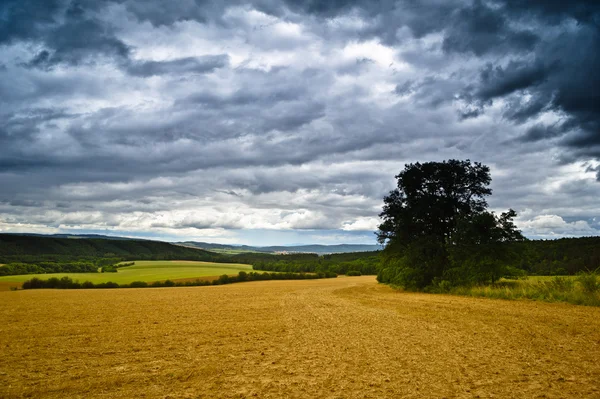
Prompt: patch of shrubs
<box><xmin>346</xmin><ymin>270</ymin><xmax>362</xmax><ymax>276</ymax></box>
<box><xmin>20</xmin><ymin>271</ymin><xmax>337</xmax><ymax>290</ymax></box>
<box><xmin>577</xmin><ymin>272</ymin><xmax>599</xmax><ymax>293</ymax></box>
<box><xmin>101</xmin><ymin>261</ymin><xmax>134</xmax><ymax>273</ymax></box>
<box><xmin>129</xmin><ymin>281</ymin><xmax>148</xmax><ymax>288</ymax></box>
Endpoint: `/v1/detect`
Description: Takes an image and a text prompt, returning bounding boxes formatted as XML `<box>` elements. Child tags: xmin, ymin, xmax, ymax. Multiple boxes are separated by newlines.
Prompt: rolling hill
<box><xmin>0</xmin><ymin>234</ymin><xmax>224</xmax><ymax>262</ymax></box>
<box><xmin>178</xmin><ymin>241</ymin><xmax>381</xmax><ymax>254</ymax></box>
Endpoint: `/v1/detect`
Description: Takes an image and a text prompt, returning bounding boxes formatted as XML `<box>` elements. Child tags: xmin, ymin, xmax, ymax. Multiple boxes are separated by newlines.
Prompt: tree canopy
<box><xmin>377</xmin><ymin>159</ymin><xmax>525</xmax><ymax>289</ymax></box>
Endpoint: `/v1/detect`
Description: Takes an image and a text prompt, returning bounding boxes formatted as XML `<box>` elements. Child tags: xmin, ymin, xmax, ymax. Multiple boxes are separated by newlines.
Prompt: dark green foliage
<box><xmin>0</xmin><ymin>261</ymin><xmax>99</xmax><ymax>276</ymax></box>
<box><xmin>21</xmin><ymin>278</ymin><xmax>45</xmax><ymax>289</ymax></box>
<box><xmin>510</xmin><ymin>238</ymin><xmax>600</xmax><ymax>275</ymax></box>
<box><xmin>20</xmin><ymin>271</ymin><xmax>337</xmax><ymax>290</ymax></box>
<box><xmin>101</xmin><ymin>265</ymin><xmax>118</xmax><ymax>273</ymax></box>
<box><xmin>446</xmin><ymin>210</ymin><xmax>526</xmax><ymax>284</ymax></box>
<box><xmin>377</xmin><ymin>160</ymin><xmax>526</xmax><ymax>289</ymax></box>
<box><xmin>544</xmin><ymin>276</ymin><xmax>575</xmax><ymax>292</ymax></box>
<box><xmin>346</xmin><ymin>270</ymin><xmax>361</xmax><ymax>276</ymax></box>
<box><xmin>0</xmin><ymin>234</ymin><xmax>225</xmax><ymax>264</ymax></box>
<box><xmin>377</xmin><ymin>159</ymin><xmax>492</xmax><ymax>247</ymax></box>
<box><xmin>95</xmin><ymin>281</ymin><xmax>119</xmax><ymax>289</ymax></box>
<box><xmin>251</xmin><ymin>251</ymin><xmax>380</xmax><ymax>275</ymax></box>
<box><xmin>229</xmin><ymin>252</ymin><xmax>319</xmax><ymax>265</ymax></box>
<box><xmin>577</xmin><ymin>272</ymin><xmax>599</xmax><ymax>293</ymax></box>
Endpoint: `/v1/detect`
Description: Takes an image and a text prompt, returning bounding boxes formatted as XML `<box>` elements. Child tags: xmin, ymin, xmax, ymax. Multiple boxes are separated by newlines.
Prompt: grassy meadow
<box><xmin>0</xmin><ymin>260</ymin><xmax>253</xmax><ymax>286</ymax></box>
<box><xmin>448</xmin><ymin>274</ymin><xmax>600</xmax><ymax>306</ymax></box>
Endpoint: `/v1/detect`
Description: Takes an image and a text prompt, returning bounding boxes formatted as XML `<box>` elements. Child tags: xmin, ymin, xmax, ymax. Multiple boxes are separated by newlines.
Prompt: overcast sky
<box><xmin>0</xmin><ymin>0</ymin><xmax>599</xmax><ymax>245</ymax></box>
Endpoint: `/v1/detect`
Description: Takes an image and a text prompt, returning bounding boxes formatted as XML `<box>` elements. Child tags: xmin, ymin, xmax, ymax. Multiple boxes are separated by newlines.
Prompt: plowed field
<box><xmin>1</xmin><ymin>276</ymin><xmax>599</xmax><ymax>398</ymax></box>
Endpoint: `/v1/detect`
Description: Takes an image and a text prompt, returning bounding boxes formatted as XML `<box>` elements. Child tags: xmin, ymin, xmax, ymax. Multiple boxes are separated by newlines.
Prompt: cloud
<box><xmin>126</xmin><ymin>55</ymin><xmax>229</xmax><ymax>77</ymax></box>
<box><xmin>519</xmin><ymin>214</ymin><xmax>599</xmax><ymax>238</ymax></box>
<box><xmin>341</xmin><ymin>217</ymin><xmax>380</xmax><ymax>231</ymax></box>
<box><xmin>2</xmin><ymin>0</ymin><xmax>130</xmax><ymax>68</ymax></box>
<box><xmin>475</xmin><ymin>60</ymin><xmax>551</xmax><ymax>102</ymax></box>
<box><xmin>441</xmin><ymin>1</ymin><xmax>539</xmax><ymax>56</ymax></box>
<box><xmin>0</xmin><ymin>0</ymin><xmax>599</xmax><ymax>244</ymax></box>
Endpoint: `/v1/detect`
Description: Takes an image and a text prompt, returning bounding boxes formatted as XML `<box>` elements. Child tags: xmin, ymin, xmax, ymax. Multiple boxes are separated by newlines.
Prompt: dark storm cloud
<box><xmin>0</xmin><ymin>107</ymin><xmax>74</xmax><ymax>136</ymax></box>
<box><xmin>441</xmin><ymin>1</ymin><xmax>539</xmax><ymax>56</ymax></box>
<box><xmin>475</xmin><ymin>60</ymin><xmax>551</xmax><ymax>102</ymax></box>
<box><xmin>126</xmin><ymin>55</ymin><xmax>229</xmax><ymax>77</ymax></box>
<box><xmin>0</xmin><ymin>0</ymin><xmax>63</xmax><ymax>44</ymax></box>
<box><xmin>1</xmin><ymin>0</ymin><xmax>599</xmax><ymax>240</ymax></box>
<box><xmin>120</xmin><ymin>0</ymin><xmax>230</xmax><ymax>26</ymax></box>
<box><xmin>454</xmin><ymin>10</ymin><xmax>599</xmax><ymax>161</ymax></box>
<box><xmin>7</xmin><ymin>199</ymin><xmax>43</xmax><ymax>207</ymax></box>
<box><xmin>520</xmin><ymin>123</ymin><xmax>566</xmax><ymax>143</ymax></box>
<box><xmin>500</xmin><ymin>0</ymin><xmax>600</xmax><ymax>24</ymax></box>
<box><xmin>274</xmin><ymin>0</ymin><xmax>600</xmax><ymax>161</ymax></box>
<box><xmin>1</xmin><ymin>0</ymin><xmax>130</xmax><ymax>68</ymax></box>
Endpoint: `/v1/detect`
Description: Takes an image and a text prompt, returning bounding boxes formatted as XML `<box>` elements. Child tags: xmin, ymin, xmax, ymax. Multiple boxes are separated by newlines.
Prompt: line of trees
<box><xmin>0</xmin><ymin>262</ymin><xmax>99</xmax><ymax>276</ymax></box>
<box><xmin>510</xmin><ymin>238</ymin><xmax>600</xmax><ymax>275</ymax></box>
<box><xmin>20</xmin><ymin>271</ymin><xmax>337</xmax><ymax>290</ymax></box>
<box><xmin>251</xmin><ymin>251</ymin><xmax>380</xmax><ymax>275</ymax></box>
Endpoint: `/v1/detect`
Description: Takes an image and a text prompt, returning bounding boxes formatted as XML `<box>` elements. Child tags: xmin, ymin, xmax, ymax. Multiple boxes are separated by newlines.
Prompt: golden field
<box><xmin>1</xmin><ymin>276</ymin><xmax>599</xmax><ymax>398</ymax></box>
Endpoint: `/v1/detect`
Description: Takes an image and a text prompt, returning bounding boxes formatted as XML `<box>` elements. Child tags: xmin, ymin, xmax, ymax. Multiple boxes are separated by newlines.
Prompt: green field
<box><xmin>0</xmin><ymin>260</ymin><xmax>254</xmax><ymax>285</ymax></box>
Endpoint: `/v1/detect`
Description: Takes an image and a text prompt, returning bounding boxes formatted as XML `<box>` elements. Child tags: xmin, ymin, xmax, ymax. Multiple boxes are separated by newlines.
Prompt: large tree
<box><xmin>377</xmin><ymin>160</ymin><xmax>492</xmax><ymax>245</ymax></box>
<box><xmin>377</xmin><ymin>160</ymin><xmax>524</xmax><ymax>289</ymax></box>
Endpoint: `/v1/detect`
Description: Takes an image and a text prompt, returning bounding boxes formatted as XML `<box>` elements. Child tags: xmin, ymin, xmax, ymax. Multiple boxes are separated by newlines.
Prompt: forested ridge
<box><xmin>0</xmin><ymin>234</ymin><xmax>223</xmax><ymax>262</ymax></box>
<box><xmin>0</xmin><ymin>234</ymin><xmax>225</xmax><ymax>276</ymax></box>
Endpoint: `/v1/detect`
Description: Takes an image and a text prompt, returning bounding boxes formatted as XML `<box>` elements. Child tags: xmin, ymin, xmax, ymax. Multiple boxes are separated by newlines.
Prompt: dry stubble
<box><xmin>1</xmin><ymin>276</ymin><xmax>599</xmax><ymax>398</ymax></box>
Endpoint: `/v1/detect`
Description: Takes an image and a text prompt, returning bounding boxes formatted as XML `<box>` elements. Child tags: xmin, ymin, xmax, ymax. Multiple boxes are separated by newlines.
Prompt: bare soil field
<box><xmin>0</xmin><ymin>281</ymin><xmax>20</xmax><ymax>291</ymax></box>
<box><xmin>1</xmin><ymin>276</ymin><xmax>599</xmax><ymax>398</ymax></box>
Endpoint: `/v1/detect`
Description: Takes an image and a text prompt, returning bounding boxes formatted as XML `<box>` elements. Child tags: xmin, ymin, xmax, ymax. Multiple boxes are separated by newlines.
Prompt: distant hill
<box><xmin>3</xmin><ymin>233</ymin><xmax>140</xmax><ymax>240</ymax></box>
<box><xmin>178</xmin><ymin>241</ymin><xmax>381</xmax><ymax>254</ymax></box>
<box><xmin>0</xmin><ymin>234</ymin><xmax>224</xmax><ymax>262</ymax></box>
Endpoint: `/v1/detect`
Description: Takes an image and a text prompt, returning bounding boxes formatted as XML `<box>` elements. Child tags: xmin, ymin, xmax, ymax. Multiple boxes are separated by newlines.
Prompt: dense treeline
<box><xmin>20</xmin><ymin>271</ymin><xmax>337</xmax><ymax>290</ymax></box>
<box><xmin>0</xmin><ymin>234</ymin><xmax>224</xmax><ymax>263</ymax></box>
<box><xmin>229</xmin><ymin>252</ymin><xmax>319</xmax><ymax>264</ymax></box>
<box><xmin>0</xmin><ymin>262</ymin><xmax>99</xmax><ymax>276</ymax></box>
<box><xmin>251</xmin><ymin>251</ymin><xmax>380</xmax><ymax>275</ymax></box>
<box><xmin>510</xmin><ymin>237</ymin><xmax>600</xmax><ymax>275</ymax></box>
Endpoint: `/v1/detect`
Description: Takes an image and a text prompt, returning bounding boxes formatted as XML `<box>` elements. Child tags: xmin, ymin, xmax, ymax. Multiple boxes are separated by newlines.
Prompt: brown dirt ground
<box><xmin>1</xmin><ymin>276</ymin><xmax>599</xmax><ymax>398</ymax></box>
<box><xmin>0</xmin><ymin>281</ymin><xmax>21</xmax><ymax>291</ymax></box>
